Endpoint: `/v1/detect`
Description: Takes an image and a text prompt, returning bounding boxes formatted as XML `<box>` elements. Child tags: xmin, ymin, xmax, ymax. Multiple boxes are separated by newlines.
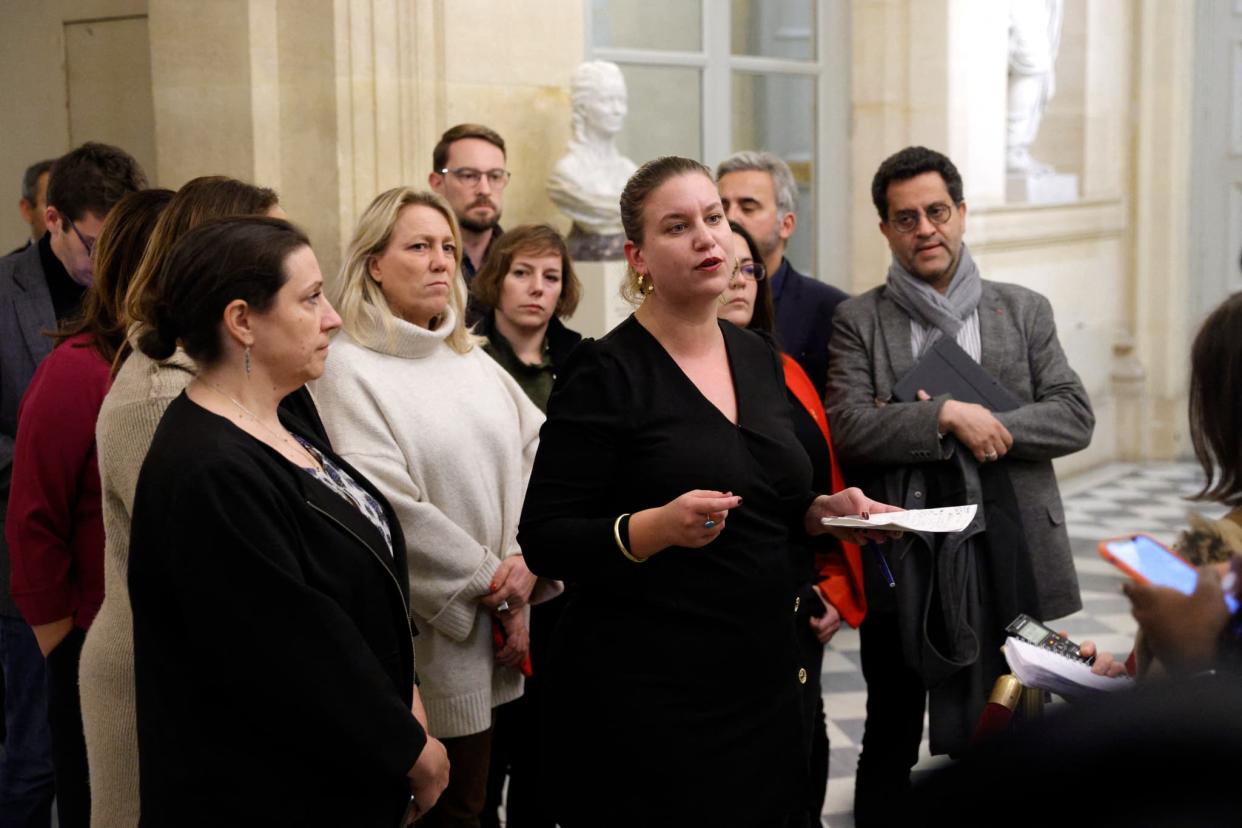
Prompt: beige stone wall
<box><xmin>142</xmin><ymin>0</ymin><xmax>581</xmax><ymax>279</ymax></box>
<box><xmin>440</xmin><ymin>0</ymin><xmax>582</xmax><ymax>235</ymax></box>
<box><xmin>0</xmin><ymin>0</ymin><xmax>152</xmax><ymax>251</ymax></box>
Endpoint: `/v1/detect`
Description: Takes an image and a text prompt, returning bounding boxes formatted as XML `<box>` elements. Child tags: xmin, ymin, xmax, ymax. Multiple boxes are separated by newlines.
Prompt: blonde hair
<box><xmin>332</xmin><ymin>187</ymin><xmax>477</xmax><ymax>355</ymax></box>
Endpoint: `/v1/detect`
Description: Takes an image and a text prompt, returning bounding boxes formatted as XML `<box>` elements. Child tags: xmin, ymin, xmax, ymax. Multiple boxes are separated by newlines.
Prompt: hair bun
<box><xmin>135</xmin><ymin>302</ymin><xmax>179</xmax><ymax>361</ymax></box>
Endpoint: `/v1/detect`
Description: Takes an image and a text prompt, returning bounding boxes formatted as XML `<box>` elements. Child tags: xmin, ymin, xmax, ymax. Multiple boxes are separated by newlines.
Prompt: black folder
<box><xmin>892</xmin><ymin>335</ymin><xmax>1021</xmax><ymax>412</ymax></box>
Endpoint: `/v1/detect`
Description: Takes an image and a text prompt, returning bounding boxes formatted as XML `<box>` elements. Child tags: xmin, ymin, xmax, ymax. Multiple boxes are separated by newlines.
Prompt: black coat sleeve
<box><xmin>129</xmin><ymin>457</ymin><xmax>427</xmax><ymax>779</ymax></box>
<box><xmin>518</xmin><ymin>339</ymin><xmax>638</xmax><ymax>584</ymax></box>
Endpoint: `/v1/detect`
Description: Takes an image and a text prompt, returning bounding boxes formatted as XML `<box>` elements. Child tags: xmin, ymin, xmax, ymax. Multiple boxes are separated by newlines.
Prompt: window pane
<box><xmin>730</xmin><ymin>0</ymin><xmax>815</xmax><ymax>60</ymax></box>
<box><xmin>615</xmin><ymin>65</ymin><xmax>702</xmax><ymax>164</ymax></box>
<box><xmin>731</xmin><ymin>72</ymin><xmax>816</xmax><ymax>273</ymax></box>
<box><xmin>592</xmin><ymin>0</ymin><xmax>702</xmax><ymax>53</ymax></box>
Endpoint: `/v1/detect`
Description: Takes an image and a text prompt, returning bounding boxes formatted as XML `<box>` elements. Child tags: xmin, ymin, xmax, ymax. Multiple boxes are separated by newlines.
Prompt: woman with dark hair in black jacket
<box><xmin>127</xmin><ymin>216</ymin><xmax>448</xmax><ymax>826</ymax></box>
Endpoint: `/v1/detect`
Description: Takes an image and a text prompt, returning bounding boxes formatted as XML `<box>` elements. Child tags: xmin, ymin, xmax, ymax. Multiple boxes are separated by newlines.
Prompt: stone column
<box><xmin>1128</xmin><ymin>0</ymin><xmax>1196</xmax><ymax>460</ymax></box>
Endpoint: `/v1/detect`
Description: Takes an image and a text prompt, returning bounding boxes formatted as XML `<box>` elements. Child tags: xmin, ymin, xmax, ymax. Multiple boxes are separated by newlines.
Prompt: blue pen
<box><xmin>872</xmin><ymin>545</ymin><xmax>896</xmax><ymax>588</ymax></box>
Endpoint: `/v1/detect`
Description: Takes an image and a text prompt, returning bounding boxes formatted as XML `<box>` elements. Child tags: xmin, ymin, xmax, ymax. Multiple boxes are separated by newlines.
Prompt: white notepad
<box><xmin>1003</xmin><ymin>636</ymin><xmax>1133</xmax><ymax>699</ymax></box>
<box><xmin>820</xmin><ymin>504</ymin><xmax>978</xmax><ymax>534</ymax></box>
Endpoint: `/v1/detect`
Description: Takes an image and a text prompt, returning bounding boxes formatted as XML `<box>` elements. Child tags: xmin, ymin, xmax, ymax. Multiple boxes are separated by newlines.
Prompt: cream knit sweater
<box><xmin>79</xmin><ymin>346</ymin><xmax>195</xmax><ymax>828</ymax></box>
<box><xmin>311</xmin><ymin>306</ymin><xmax>545</xmax><ymax>738</ymax></box>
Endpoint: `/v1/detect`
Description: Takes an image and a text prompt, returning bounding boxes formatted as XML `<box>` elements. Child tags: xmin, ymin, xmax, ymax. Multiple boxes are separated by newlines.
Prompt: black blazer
<box><xmin>129</xmin><ymin>392</ymin><xmax>425</xmax><ymax>827</ymax></box>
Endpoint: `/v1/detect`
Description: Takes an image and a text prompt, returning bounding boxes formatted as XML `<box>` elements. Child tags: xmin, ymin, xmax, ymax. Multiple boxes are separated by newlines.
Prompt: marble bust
<box><xmin>1006</xmin><ymin>0</ymin><xmax>1064</xmax><ymax>174</ymax></box>
<box><xmin>547</xmin><ymin>61</ymin><xmax>638</xmax><ymax>261</ymax></box>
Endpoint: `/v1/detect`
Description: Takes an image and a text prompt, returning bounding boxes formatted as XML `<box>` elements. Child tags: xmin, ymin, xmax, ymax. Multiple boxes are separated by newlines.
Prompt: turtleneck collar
<box><xmin>351</xmin><ymin>302</ymin><xmax>458</xmax><ymax>360</ymax></box>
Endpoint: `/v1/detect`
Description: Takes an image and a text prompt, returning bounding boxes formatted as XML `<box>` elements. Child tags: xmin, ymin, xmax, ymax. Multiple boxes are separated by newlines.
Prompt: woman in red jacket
<box><xmin>6</xmin><ymin>188</ymin><xmax>172</xmax><ymax>827</ymax></box>
<box><xmin>718</xmin><ymin>220</ymin><xmax>865</xmax><ymax>825</ymax></box>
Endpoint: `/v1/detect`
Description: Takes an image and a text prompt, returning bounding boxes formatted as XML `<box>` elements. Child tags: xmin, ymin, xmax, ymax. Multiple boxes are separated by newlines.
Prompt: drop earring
<box><xmin>244</xmin><ymin>345</ymin><xmax>252</xmax><ymax>377</ymax></box>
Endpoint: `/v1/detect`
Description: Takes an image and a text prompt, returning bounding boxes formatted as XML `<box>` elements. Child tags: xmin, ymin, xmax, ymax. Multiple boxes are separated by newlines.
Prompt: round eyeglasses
<box><xmin>440</xmin><ymin>168</ymin><xmax>512</xmax><ymax>190</ymax></box>
<box><xmin>888</xmin><ymin>202</ymin><xmax>954</xmax><ymax>234</ymax></box>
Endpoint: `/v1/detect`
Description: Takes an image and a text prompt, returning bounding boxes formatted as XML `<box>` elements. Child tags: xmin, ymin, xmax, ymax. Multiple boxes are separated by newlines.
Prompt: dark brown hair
<box><xmin>432</xmin><ymin>123</ymin><xmax>506</xmax><ymax>172</ymax></box>
<box><xmin>471</xmin><ymin>224</ymin><xmax>580</xmax><ymax>318</ymax></box>
<box><xmin>56</xmin><ymin>188</ymin><xmax>174</xmax><ymax>363</ymax></box>
<box><xmin>46</xmin><ymin>141</ymin><xmax>147</xmax><ymax>222</ymax></box>
<box><xmin>728</xmin><ymin>220</ymin><xmax>775</xmax><ymax>335</ymax></box>
<box><xmin>1189</xmin><ymin>293</ymin><xmax>1242</xmax><ymax>505</ymax></box>
<box><xmin>121</xmin><ymin>176</ymin><xmax>279</xmax><ymax>365</ymax></box>
<box><xmin>138</xmin><ymin>217</ymin><xmax>310</xmax><ymax>366</ymax></box>
<box><xmin>870</xmin><ymin>145</ymin><xmax>964</xmax><ymax>221</ymax></box>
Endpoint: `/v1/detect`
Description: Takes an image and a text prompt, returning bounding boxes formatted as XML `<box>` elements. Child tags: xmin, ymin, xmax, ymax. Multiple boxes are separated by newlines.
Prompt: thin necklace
<box><xmin>195</xmin><ymin>378</ymin><xmax>321</xmax><ymax>471</ymax></box>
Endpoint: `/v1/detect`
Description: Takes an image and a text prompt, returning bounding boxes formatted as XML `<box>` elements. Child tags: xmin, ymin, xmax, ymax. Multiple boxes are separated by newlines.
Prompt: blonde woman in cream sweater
<box><xmin>313</xmin><ymin>188</ymin><xmax>551</xmax><ymax>828</ymax></box>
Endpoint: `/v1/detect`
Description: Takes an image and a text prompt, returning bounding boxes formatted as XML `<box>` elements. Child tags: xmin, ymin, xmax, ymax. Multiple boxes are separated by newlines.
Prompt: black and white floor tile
<box><xmin>819</xmin><ymin>462</ymin><xmax>1222</xmax><ymax>827</ymax></box>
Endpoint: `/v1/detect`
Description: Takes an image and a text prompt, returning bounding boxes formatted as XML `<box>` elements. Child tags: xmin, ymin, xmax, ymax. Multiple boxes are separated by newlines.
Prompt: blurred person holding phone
<box><xmin>1116</xmin><ymin>293</ymin><xmax>1242</xmax><ymax>676</ymax></box>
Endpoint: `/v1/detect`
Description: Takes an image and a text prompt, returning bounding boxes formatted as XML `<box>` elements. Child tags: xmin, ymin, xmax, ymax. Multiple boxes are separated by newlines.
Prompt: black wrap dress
<box><xmin>519</xmin><ymin>316</ymin><xmax>814</xmax><ymax>827</ymax></box>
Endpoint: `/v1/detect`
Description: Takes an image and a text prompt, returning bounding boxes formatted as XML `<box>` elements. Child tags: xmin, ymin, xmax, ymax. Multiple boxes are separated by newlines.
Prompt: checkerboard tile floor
<box><xmin>819</xmin><ymin>462</ymin><xmax>1224</xmax><ymax>827</ymax></box>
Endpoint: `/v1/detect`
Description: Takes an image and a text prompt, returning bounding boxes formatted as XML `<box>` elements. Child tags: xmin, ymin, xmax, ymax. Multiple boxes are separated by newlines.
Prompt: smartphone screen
<box><xmin>1104</xmin><ymin>535</ymin><xmax>1240</xmax><ymax>613</ymax></box>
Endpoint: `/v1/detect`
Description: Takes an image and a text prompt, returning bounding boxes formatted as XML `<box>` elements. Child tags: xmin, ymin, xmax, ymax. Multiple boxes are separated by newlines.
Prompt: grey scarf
<box><xmin>884</xmin><ymin>243</ymin><xmax>982</xmax><ymax>356</ymax></box>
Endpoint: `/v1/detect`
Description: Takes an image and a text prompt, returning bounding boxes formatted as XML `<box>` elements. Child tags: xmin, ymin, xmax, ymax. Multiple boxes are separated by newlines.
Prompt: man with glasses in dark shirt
<box><xmin>429</xmin><ymin>124</ymin><xmax>512</xmax><ymax>325</ymax></box>
<box><xmin>429</xmin><ymin>124</ymin><xmax>511</xmax><ymax>280</ymax></box>
<box><xmin>0</xmin><ymin>141</ymin><xmax>145</xmax><ymax>827</ymax></box>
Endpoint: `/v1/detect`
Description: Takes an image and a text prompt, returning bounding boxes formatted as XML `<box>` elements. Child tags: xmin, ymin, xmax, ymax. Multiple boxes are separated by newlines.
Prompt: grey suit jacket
<box><xmin>0</xmin><ymin>243</ymin><xmax>56</xmax><ymax>616</ymax></box>
<box><xmin>827</xmin><ymin>280</ymin><xmax>1094</xmax><ymax>619</ymax></box>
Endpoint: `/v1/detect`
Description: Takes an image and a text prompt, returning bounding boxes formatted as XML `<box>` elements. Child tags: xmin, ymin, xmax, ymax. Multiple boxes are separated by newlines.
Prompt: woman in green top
<box><xmin>472</xmin><ymin>224</ymin><xmax>581</xmax><ymax>826</ymax></box>
<box><xmin>471</xmin><ymin>224</ymin><xmax>582</xmax><ymax>413</ymax></box>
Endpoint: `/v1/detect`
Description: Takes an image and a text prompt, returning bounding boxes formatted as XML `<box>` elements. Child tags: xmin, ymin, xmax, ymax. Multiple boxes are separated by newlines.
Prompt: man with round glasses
<box><xmin>827</xmin><ymin>145</ymin><xmax>1093</xmax><ymax>826</ymax></box>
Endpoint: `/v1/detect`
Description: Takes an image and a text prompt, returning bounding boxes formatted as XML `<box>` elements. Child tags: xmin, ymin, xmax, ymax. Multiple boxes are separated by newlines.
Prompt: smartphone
<box><xmin>1099</xmin><ymin>533</ymin><xmax>1239</xmax><ymax>613</ymax></box>
<box><xmin>1004</xmin><ymin>612</ymin><xmax>1092</xmax><ymax>664</ymax></box>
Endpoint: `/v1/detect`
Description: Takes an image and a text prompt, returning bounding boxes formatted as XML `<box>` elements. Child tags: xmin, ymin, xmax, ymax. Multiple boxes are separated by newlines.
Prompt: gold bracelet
<box><xmin>613</xmin><ymin>513</ymin><xmax>646</xmax><ymax>563</ymax></box>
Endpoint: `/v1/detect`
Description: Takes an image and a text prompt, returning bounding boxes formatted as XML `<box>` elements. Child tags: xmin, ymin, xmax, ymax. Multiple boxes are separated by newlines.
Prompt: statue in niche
<box><xmin>547</xmin><ymin>60</ymin><xmax>637</xmax><ymax>261</ymax></box>
<box><xmin>1006</xmin><ymin>0</ymin><xmax>1065</xmax><ymax>175</ymax></box>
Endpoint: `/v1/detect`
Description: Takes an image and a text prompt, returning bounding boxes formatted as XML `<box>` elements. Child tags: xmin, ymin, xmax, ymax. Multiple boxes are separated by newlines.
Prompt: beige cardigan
<box><xmin>311</xmin><ymin>306</ymin><xmax>548</xmax><ymax>739</ymax></box>
<box><xmin>79</xmin><ymin>346</ymin><xmax>194</xmax><ymax>828</ymax></box>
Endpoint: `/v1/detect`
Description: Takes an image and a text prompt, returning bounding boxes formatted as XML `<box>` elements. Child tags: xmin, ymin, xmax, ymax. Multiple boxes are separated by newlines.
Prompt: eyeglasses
<box><xmin>732</xmin><ymin>261</ymin><xmax>766</xmax><ymax>281</ymax></box>
<box><xmin>440</xmin><ymin>168</ymin><xmax>512</xmax><ymax>189</ymax></box>
<box><xmin>65</xmin><ymin>219</ymin><xmax>96</xmax><ymax>257</ymax></box>
<box><xmin>888</xmin><ymin>202</ymin><xmax>955</xmax><ymax>234</ymax></box>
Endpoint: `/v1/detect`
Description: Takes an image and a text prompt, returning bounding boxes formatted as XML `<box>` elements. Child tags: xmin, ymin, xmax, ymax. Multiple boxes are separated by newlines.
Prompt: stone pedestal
<box><xmin>1006</xmin><ymin>172</ymin><xmax>1080</xmax><ymax>204</ymax></box>
<box><xmin>570</xmin><ymin>259</ymin><xmax>633</xmax><ymax>339</ymax></box>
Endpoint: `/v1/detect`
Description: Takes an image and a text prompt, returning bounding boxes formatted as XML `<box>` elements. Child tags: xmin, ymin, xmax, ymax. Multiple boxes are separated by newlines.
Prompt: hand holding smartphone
<box><xmin>1099</xmin><ymin>533</ymin><xmax>1239</xmax><ymax>613</ymax></box>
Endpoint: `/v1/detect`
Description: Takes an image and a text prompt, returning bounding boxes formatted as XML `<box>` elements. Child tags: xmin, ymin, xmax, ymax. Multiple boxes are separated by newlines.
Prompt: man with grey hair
<box><xmin>717</xmin><ymin>150</ymin><xmax>849</xmax><ymax>398</ymax></box>
<box><xmin>9</xmin><ymin>160</ymin><xmax>55</xmax><ymax>256</ymax></box>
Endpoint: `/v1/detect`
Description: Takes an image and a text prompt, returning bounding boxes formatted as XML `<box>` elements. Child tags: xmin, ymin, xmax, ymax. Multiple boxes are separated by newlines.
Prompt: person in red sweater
<box><xmin>6</xmin><ymin>188</ymin><xmax>172</xmax><ymax>827</ymax></box>
<box><xmin>718</xmin><ymin>220</ymin><xmax>863</xmax><ymax>825</ymax></box>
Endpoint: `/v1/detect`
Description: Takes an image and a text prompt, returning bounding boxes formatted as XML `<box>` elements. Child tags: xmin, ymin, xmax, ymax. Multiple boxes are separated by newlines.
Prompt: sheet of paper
<box><xmin>820</xmin><ymin>504</ymin><xmax>978</xmax><ymax>534</ymax></box>
<box><xmin>1002</xmin><ymin>636</ymin><xmax>1132</xmax><ymax>699</ymax></box>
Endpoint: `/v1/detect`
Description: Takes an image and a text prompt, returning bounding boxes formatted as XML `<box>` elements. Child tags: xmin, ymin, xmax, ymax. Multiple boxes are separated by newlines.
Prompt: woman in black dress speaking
<box><xmin>518</xmin><ymin>156</ymin><xmax>898</xmax><ymax>827</ymax></box>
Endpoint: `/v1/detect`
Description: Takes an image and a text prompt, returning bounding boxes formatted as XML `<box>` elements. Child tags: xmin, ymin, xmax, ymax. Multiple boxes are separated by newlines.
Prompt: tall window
<box><xmin>587</xmin><ymin>0</ymin><xmax>848</xmax><ymax>284</ymax></box>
